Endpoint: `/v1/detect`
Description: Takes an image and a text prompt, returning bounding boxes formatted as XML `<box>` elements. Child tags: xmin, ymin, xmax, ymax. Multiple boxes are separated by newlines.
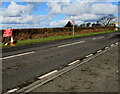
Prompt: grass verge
<box><xmin>2</xmin><ymin>30</ymin><xmax>117</xmax><ymax>47</ymax></box>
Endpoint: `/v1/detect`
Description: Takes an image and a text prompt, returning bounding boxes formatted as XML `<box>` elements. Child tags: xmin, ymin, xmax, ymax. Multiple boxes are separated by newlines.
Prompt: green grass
<box><xmin>2</xmin><ymin>30</ymin><xmax>117</xmax><ymax>47</ymax></box>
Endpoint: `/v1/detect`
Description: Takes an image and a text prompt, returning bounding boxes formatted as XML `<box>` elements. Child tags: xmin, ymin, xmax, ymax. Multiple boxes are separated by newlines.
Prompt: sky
<box><xmin>0</xmin><ymin>0</ymin><xmax>119</xmax><ymax>29</ymax></box>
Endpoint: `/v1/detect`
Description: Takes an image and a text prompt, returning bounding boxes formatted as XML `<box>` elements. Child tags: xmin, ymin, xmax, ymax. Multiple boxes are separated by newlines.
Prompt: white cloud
<box><xmin>47</xmin><ymin>2</ymin><xmax>93</xmax><ymax>15</ymax></box>
<box><xmin>47</xmin><ymin>2</ymin><xmax>118</xmax><ymax>16</ymax></box>
<box><xmin>1</xmin><ymin>1</ymin><xmax>118</xmax><ymax>29</ymax></box>
<box><xmin>50</xmin><ymin>19</ymin><xmax>70</xmax><ymax>26</ymax></box>
<box><xmin>1</xmin><ymin>2</ymin><xmax>53</xmax><ymax>25</ymax></box>
<box><xmin>91</xmin><ymin>3</ymin><xmax>118</xmax><ymax>14</ymax></box>
<box><xmin>68</xmin><ymin>14</ymin><xmax>102</xmax><ymax>21</ymax></box>
<box><xmin>3</xmin><ymin>2</ymin><xmax>33</xmax><ymax>17</ymax></box>
<box><xmin>76</xmin><ymin>0</ymin><xmax>119</xmax><ymax>2</ymax></box>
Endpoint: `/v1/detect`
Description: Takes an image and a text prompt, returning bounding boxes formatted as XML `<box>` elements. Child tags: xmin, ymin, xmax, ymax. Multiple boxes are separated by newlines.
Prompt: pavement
<box><xmin>32</xmin><ymin>45</ymin><xmax>118</xmax><ymax>92</ymax></box>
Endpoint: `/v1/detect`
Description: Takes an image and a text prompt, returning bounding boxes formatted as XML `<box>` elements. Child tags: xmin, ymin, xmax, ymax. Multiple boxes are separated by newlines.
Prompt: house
<box><xmin>114</xmin><ymin>22</ymin><xmax>120</xmax><ymax>27</ymax></box>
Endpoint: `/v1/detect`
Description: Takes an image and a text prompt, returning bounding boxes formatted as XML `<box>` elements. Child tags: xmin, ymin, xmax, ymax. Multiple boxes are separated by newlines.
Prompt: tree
<box><xmin>64</xmin><ymin>21</ymin><xmax>73</xmax><ymax>27</ymax></box>
<box><xmin>65</xmin><ymin>21</ymin><xmax>78</xmax><ymax>27</ymax></box>
<box><xmin>86</xmin><ymin>22</ymin><xmax>91</xmax><ymax>27</ymax></box>
<box><xmin>97</xmin><ymin>14</ymin><xmax>117</xmax><ymax>27</ymax></box>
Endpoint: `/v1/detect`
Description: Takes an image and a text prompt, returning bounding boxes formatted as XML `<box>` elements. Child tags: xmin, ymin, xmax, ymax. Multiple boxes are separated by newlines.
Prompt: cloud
<box><xmin>47</xmin><ymin>2</ymin><xmax>118</xmax><ymax>16</ymax></box>
<box><xmin>76</xmin><ymin>0</ymin><xmax>119</xmax><ymax>2</ymax></box>
<box><xmin>2</xmin><ymin>2</ymin><xmax>33</xmax><ymax>17</ymax></box>
<box><xmin>91</xmin><ymin>3</ymin><xmax>118</xmax><ymax>14</ymax></box>
<box><xmin>49</xmin><ymin>19</ymin><xmax>70</xmax><ymax>26</ymax></box>
<box><xmin>68</xmin><ymin>14</ymin><xmax>102</xmax><ymax>21</ymax></box>
<box><xmin>1</xmin><ymin>1</ymin><xmax>118</xmax><ymax>29</ymax></box>
<box><xmin>47</xmin><ymin>2</ymin><xmax>93</xmax><ymax>15</ymax></box>
<box><xmin>1</xmin><ymin>2</ymin><xmax>53</xmax><ymax>25</ymax></box>
<box><xmin>47</xmin><ymin>2</ymin><xmax>118</xmax><ymax>26</ymax></box>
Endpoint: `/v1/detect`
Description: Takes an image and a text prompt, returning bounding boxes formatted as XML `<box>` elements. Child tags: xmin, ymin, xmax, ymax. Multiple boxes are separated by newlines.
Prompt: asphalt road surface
<box><xmin>32</xmin><ymin>43</ymin><xmax>118</xmax><ymax>92</ymax></box>
<box><xmin>2</xmin><ymin>31</ymin><xmax>120</xmax><ymax>93</ymax></box>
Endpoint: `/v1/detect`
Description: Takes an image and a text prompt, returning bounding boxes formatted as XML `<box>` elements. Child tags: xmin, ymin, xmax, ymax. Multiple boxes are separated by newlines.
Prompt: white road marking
<box><xmin>92</xmin><ymin>36</ymin><xmax>104</xmax><ymax>40</ymax></box>
<box><xmin>105</xmin><ymin>47</ymin><xmax>109</xmax><ymax>49</ymax></box>
<box><xmin>92</xmin><ymin>38</ymin><xmax>96</xmax><ymax>40</ymax></box>
<box><xmin>116</xmin><ymin>42</ymin><xmax>118</xmax><ymax>45</ymax></box>
<box><xmin>97</xmin><ymin>50</ymin><xmax>102</xmax><ymax>53</ymax></box>
<box><xmin>97</xmin><ymin>37</ymin><xmax>104</xmax><ymax>39</ymax></box>
<box><xmin>1</xmin><ymin>51</ymin><xmax>35</xmax><ymax>60</ymax></box>
<box><xmin>85</xmin><ymin>54</ymin><xmax>93</xmax><ymax>58</ymax></box>
<box><xmin>111</xmin><ymin>44</ymin><xmax>114</xmax><ymax>47</ymax></box>
<box><xmin>7</xmin><ymin>88</ymin><xmax>19</xmax><ymax>93</ymax></box>
<box><xmin>15</xmin><ymin>44</ymin><xmax>118</xmax><ymax>93</ymax></box>
<box><xmin>68</xmin><ymin>60</ymin><xmax>80</xmax><ymax>66</ymax></box>
<box><xmin>58</xmin><ymin>41</ymin><xmax>85</xmax><ymax>48</ymax></box>
<box><xmin>38</xmin><ymin>70</ymin><xmax>58</xmax><ymax>79</ymax></box>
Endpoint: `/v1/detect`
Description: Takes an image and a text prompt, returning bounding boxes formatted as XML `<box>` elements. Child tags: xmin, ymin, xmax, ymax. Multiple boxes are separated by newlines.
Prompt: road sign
<box><xmin>72</xmin><ymin>20</ymin><xmax>75</xmax><ymax>36</ymax></box>
<box><xmin>3</xmin><ymin>28</ymin><xmax>13</xmax><ymax>37</ymax></box>
<box><xmin>72</xmin><ymin>20</ymin><xmax>75</xmax><ymax>25</ymax></box>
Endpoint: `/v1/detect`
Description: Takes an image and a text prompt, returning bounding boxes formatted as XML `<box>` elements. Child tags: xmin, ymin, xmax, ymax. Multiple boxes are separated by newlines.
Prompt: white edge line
<box><xmin>105</xmin><ymin>47</ymin><xmax>109</xmax><ymax>49</ymax></box>
<box><xmin>7</xmin><ymin>88</ymin><xmax>19</xmax><ymax>93</ymax></box>
<box><xmin>1</xmin><ymin>51</ymin><xmax>35</xmax><ymax>60</ymax></box>
<box><xmin>86</xmin><ymin>54</ymin><xmax>93</xmax><ymax>58</ymax></box>
<box><xmin>68</xmin><ymin>60</ymin><xmax>80</xmax><ymax>66</ymax></box>
<box><xmin>111</xmin><ymin>44</ymin><xmax>114</xmax><ymax>47</ymax></box>
<box><xmin>14</xmin><ymin>44</ymin><xmax>117</xmax><ymax>93</ymax></box>
<box><xmin>38</xmin><ymin>70</ymin><xmax>58</xmax><ymax>79</ymax></box>
<box><xmin>116</xmin><ymin>42</ymin><xmax>118</xmax><ymax>45</ymax></box>
<box><xmin>97</xmin><ymin>50</ymin><xmax>102</xmax><ymax>53</ymax></box>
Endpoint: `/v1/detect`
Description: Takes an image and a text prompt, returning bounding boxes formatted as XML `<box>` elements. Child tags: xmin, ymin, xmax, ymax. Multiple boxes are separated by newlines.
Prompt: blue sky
<box><xmin>0</xmin><ymin>0</ymin><xmax>119</xmax><ymax>29</ymax></box>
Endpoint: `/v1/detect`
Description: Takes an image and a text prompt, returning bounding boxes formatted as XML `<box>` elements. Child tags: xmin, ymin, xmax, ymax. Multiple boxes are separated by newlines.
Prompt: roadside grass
<box><xmin>2</xmin><ymin>30</ymin><xmax>117</xmax><ymax>47</ymax></box>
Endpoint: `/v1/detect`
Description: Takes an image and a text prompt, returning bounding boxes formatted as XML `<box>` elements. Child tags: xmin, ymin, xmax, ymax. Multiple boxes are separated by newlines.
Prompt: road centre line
<box><xmin>97</xmin><ymin>36</ymin><xmax>104</xmax><ymax>39</ymax></box>
<box><xmin>13</xmin><ymin>44</ymin><xmax>117</xmax><ymax>93</ymax></box>
<box><xmin>38</xmin><ymin>70</ymin><xmax>58</xmax><ymax>79</ymax></box>
<box><xmin>1</xmin><ymin>51</ymin><xmax>35</xmax><ymax>60</ymax></box>
<box><xmin>92</xmin><ymin>38</ymin><xmax>96</xmax><ymax>40</ymax></box>
<box><xmin>68</xmin><ymin>60</ymin><xmax>80</xmax><ymax>66</ymax></box>
<box><xmin>92</xmin><ymin>36</ymin><xmax>104</xmax><ymax>40</ymax></box>
<box><xmin>58</xmin><ymin>41</ymin><xmax>85</xmax><ymax>48</ymax></box>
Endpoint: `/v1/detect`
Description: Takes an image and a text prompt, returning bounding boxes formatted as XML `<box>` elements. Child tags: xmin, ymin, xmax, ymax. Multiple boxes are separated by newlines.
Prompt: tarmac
<box><xmin>32</xmin><ymin>45</ymin><xmax>119</xmax><ymax>92</ymax></box>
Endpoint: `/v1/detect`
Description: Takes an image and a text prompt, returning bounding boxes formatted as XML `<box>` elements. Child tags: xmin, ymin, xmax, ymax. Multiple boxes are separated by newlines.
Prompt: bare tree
<box><xmin>98</xmin><ymin>14</ymin><xmax>117</xmax><ymax>26</ymax></box>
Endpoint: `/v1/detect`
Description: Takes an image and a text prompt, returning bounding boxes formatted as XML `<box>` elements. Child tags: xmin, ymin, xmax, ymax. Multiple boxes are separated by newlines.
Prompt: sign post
<box><xmin>72</xmin><ymin>20</ymin><xmax>75</xmax><ymax>36</ymax></box>
<box><xmin>3</xmin><ymin>28</ymin><xmax>14</xmax><ymax>46</ymax></box>
<box><xmin>3</xmin><ymin>28</ymin><xmax>12</xmax><ymax>37</ymax></box>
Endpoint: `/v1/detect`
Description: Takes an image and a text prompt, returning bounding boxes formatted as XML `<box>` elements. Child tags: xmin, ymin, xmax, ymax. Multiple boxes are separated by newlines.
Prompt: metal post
<box><xmin>73</xmin><ymin>24</ymin><xmax>74</xmax><ymax>36</ymax></box>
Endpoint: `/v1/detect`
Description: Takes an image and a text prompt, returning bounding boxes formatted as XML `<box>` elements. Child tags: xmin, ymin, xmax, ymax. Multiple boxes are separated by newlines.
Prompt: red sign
<box><xmin>72</xmin><ymin>20</ymin><xmax>75</xmax><ymax>25</ymax></box>
<box><xmin>3</xmin><ymin>28</ymin><xmax>12</xmax><ymax>37</ymax></box>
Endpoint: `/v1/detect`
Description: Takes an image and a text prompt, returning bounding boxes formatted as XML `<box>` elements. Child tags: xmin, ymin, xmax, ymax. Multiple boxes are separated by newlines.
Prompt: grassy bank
<box><xmin>3</xmin><ymin>30</ymin><xmax>117</xmax><ymax>47</ymax></box>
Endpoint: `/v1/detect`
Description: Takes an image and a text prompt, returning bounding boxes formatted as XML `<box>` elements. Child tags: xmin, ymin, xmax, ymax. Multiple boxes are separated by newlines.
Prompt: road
<box><xmin>32</xmin><ymin>43</ymin><xmax>118</xmax><ymax>92</ymax></box>
<box><xmin>2</xmin><ymin>31</ymin><xmax>120</xmax><ymax>93</ymax></box>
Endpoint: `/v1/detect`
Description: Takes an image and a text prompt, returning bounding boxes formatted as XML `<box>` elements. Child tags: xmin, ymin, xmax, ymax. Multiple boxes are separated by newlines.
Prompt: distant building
<box><xmin>114</xmin><ymin>22</ymin><xmax>120</xmax><ymax>27</ymax></box>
